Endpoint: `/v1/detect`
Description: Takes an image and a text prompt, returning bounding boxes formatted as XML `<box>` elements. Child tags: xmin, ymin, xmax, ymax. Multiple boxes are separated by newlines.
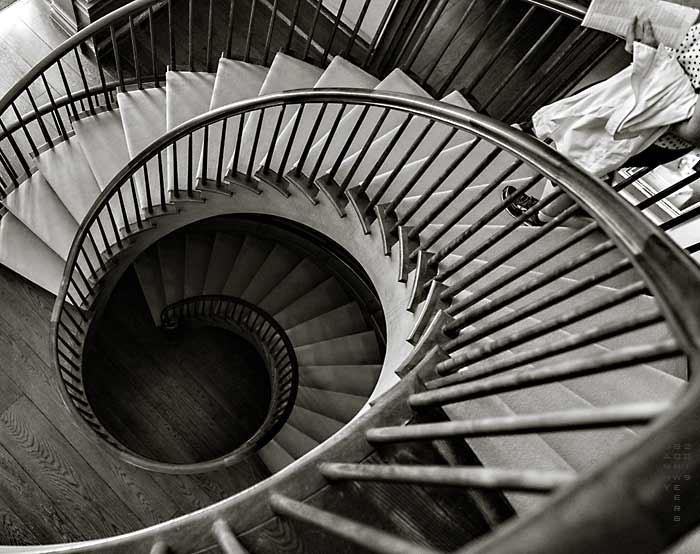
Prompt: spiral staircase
<box><xmin>0</xmin><ymin>0</ymin><xmax>699</xmax><ymax>553</ymax></box>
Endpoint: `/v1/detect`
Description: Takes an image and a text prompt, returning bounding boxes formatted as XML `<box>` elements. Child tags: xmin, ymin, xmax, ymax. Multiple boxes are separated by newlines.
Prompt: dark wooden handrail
<box><xmin>47</xmin><ymin>87</ymin><xmax>700</xmax><ymax>553</ymax></box>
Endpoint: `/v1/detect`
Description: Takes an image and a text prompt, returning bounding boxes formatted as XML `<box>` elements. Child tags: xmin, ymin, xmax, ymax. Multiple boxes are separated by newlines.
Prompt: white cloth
<box><xmin>533</xmin><ymin>42</ymin><xmax>697</xmax><ymax>176</ymax></box>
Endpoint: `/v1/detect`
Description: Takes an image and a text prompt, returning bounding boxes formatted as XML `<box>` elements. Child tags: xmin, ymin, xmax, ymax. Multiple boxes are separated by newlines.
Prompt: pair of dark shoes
<box><xmin>502</xmin><ymin>185</ymin><xmax>544</xmax><ymax>226</ymax></box>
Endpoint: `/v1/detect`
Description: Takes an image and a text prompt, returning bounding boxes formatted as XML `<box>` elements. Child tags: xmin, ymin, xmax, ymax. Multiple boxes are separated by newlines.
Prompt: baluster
<box><xmin>338</xmin><ymin>108</ymin><xmax>391</xmax><ymax>196</ymax></box>
<box><xmin>12</xmin><ymin>102</ymin><xmax>39</xmax><ymax>157</ymax></box>
<box><xmin>244</xmin><ymin>0</ymin><xmax>258</xmax><ymax>63</ymax></box>
<box><xmin>26</xmin><ymin>89</ymin><xmax>52</xmax><ymax>149</ymax></box>
<box><xmin>188</xmin><ymin>0</ymin><xmax>194</xmax><ymax>71</ymax></box>
<box><xmin>416</xmin><ymin>156</ymin><xmax>525</xmax><ymax>254</ymax></box>
<box><xmin>74</xmin><ymin>48</ymin><xmax>96</xmax><ymax>115</ymax></box>
<box><xmin>384</xmin><ymin>129</ymin><xmax>464</xmax><ymax>221</ymax></box>
<box><xmin>262</xmin><ymin>105</ymin><xmax>288</xmax><ymax>175</ymax></box>
<box><xmin>40</xmin><ymin>74</ymin><xmax>68</xmax><ymax>141</ymax></box>
<box><xmin>439</xmin><ymin>282</ymin><xmax>649</xmax><ymax>374</ymax></box>
<box><xmin>215</xmin><ymin>119</ymin><xmax>228</xmax><ymax>188</ymax></box>
<box><xmin>56</xmin><ymin>59</ymin><xmax>80</xmax><ymax>119</ymax></box>
<box><xmin>393</xmin><ymin>1</ymin><xmax>437</xmax><ymax>70</ymax></box>
<box><xmin>246</xmin><ymin>109</ymin><xmax>265</xmax><ymax>180</ymax></box>
<box><xmin>308</xmin><ymin>103</ymin><xmax>347</xmax><ymax>184</ymax></box>
<box><xmin>129</xmin><ymin>176</ymin><xmax>143</xmax><ymax>228</ymax></box>
<box><xmin>419</xmin><ymin>0</ymin><xmax>478</xmax><ymax>87</ymax></box>
<box><xmin>206</xmin><ymin>0</ymin><xmax>214</xmax><ymax>72</ymax></box>
<box><xmin>445</xmin><ymin>259</ymin><xmax>632</xmax><ymax>349</ymax></box>
<box><xmin>362</xmin><ymin>0</ymin><xmax>397</xmax><ymax>69</ymax></box>
<box><xmin>322</xmin><ymin>0</ymin><xmax>347</xmax><ymax>63</ymax></box>
<box><xmin>148</xmin><ymin>7</ymin><xmax>160</xmax><ymax>88</ymax></box>
<box><xmin>503</xmin><ymin>27</ymin><xmax>594</xmax><ymax>121</ymax></box>
<box><xmin>187</xmin><ymin>133</ymin><xmax>194</xmax><ymax>197</ymax></box>
<box><xmin>94</xmin><ymin>43</ymin><xmax>113</xmax><ymax>111</ymax></box>
<box><xmin>157</xmin><ymin>150</ymin><xmax>167</xmax><ymax>209</ymax></box>
<box><xmin>367</xmin><ymin>403</ymin><xmax>667</xmax><ymax>444</ymax></box>
<box><xmin>292</xmin><ymin>102</ymin><xmax>328</xmax><ymax>179</ymax></box>
<box><xmin>270</xmin><ymin>495</ymin><xmax>441</xmax><ymax>554</ymax></box>
<box><xmin>417</xmin><ymin>340</ymin><xmax>680</xmax><ymax>407</ymax></box>
<box><xmin>401</xmin><ymin>0</ymin><xmax>450</xmax><ymax>72</ymax></box>
<box><xmin>0</xmin><ymin>122</ymin><xmax>26</xmax><ymax>183</ymax></box>
<box><xmin>303</xmin><ymin>1</ymin><xmax>323</xmax><ymax>61</ymax></box>
<box><xmin>438</xmin><ymin>0</ymin><xmax>510</xmax><ymax>96</ymax></box>
<box><xmin>462</xmin><ymin>6</ymin><xmax>537</xmax><ymax>97</ymax></box>
<box><xmin>168</xmin><ymin>0</ymin><xmax>175</xmax><ymax>69</ymax></box>
<box><xmin>129</xmin><ymin>16</ymin><xmax>143</xmax><ymax>89</ymax></box>
<box><xmin>263</xmin><ymin>0</ymin><xmax>279</xmax><ymax>66</ymax></box>
<box><xmin>429</xmin><ymin>308</ymin><xmax>665</xmax><ymax>388</ymax></box>
<box><xmin>231</xmin><ymin>113</ymin><xmax>245</xmax><ymax>175</ymax></box>
<box><xmin>284</xmin><ymin>0</ymin><xmax>302</xmax><ymax>53</ymax></box>
<box><xmin>274</xmin><ymin>105</ymin><xmax>303</xmax><ymax>184</ymax></box>
<box><xmin>143</xmin><ymin>164</ymin><xmax>154</xmax><ymax>214</ymax></box>
<box><xmin>171</xmin><ymin>143</ymin><xmax>179</xmax><ymax>198</ymax></box>
<box><xmin>428</xmin><ymin>190</ymin><xmax>573</xmax><ymax>271</ymax></box>
<box><xmin>225</xmin><ymin>0</ymin><xmax>237</xmax><ymax>59</ymax></box>
<box><xmin>446</xmin><ymin>224</ymin><xmax>604</xmax><ymax>318</ymax></box>
<box><xmin>343</xmin><ymin>0</ymin><xmax>371</xmax><ymax>59</ymax></box>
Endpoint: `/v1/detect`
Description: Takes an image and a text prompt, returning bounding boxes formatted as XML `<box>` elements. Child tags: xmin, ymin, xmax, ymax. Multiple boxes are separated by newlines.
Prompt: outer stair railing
<box><xmin>49</xmin><ymin>88</ymin><xmax>700</xmax><ymax>554</ymax></box>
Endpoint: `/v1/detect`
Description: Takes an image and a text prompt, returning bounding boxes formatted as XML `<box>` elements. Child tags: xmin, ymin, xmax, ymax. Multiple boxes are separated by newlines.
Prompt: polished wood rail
<box><xmin>46</xmin><ymin>86</ymin><xmax>700</xmax><ymax>553</ymax></box>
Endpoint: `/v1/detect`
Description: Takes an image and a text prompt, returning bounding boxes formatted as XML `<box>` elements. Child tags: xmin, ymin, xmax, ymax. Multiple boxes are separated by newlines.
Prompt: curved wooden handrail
<box><xmin>47</xmin><ymin>87</ymin><xmax>700</xmax><ymax>553</ymax></box>
<box><xmin>82</xmin><ymin>295</ymin><xmax>299</xmax><ymax>474</ymax></box>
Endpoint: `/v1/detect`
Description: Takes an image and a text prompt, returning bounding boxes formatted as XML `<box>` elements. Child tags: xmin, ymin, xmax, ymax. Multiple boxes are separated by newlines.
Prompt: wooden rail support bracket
<box><xmin>224</xmin><ymin>171</ymin><xmax>262</xmax><ymax>195</ymax></box>
<box><xmin>408</xmin><ymin>280</ymin><xmax>451</xmax><ymax>344</ymax></box>
<box><xmin>396</xmin><ymin>310</ymin><xmax>454</xmax><ymax>378</ymax></box>
<box><xmin>315</xmin><ymin>173</ymin><xmax>349</xmax><ymax>217</ymax></box>
<box><xmin>346</xmin><ymin>186</ymin><xmax>375</xmax><ymax>235</ymax></box>
<box><xmin>375</xmin><ymin>203</ymin><xmax>399</xmax><ymax>256</ymax></box>
<box><xmin>398</xmin><ymin>226</ymin><xmax>421</xmax><ymax>283</ymax></box>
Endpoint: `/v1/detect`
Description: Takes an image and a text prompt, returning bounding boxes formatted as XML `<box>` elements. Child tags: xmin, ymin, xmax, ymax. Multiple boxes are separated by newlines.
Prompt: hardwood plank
<box><xmin>0</xmin><ymin>397</ymin><xmax>143</xmax><ymax>539</ymax></box>
<box><xmin>0</xmin><ymin>440</ymin><xmax>81</xmax><ymax>543</ymax></box>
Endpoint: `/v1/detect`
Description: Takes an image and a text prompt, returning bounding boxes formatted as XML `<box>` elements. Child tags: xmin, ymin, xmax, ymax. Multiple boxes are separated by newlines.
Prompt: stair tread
<box><xmin>35</xmin><ymin>137</ymin><xmax>102</xmax><ymax>223</ymax></box>
<box><xmin>0</xmin><ymin>213</ymin><xmax>65</xmax><ymax>295</ymax></box>
<box><xmin>299</xmin><ymin>364</ymin><xmax>382</xmax><ymax>397</ymax></box>
<box><xmin>117</xmin><ymin>88</ymin><xmax>167</xmax><ymax>207</ymax></box>
<box><xmin>294</xmin><ymin>330</ymin><xmax>381</xmax><ymax>366</ymax></box>
<box><xmin>202</xmin><ymin>232</ymin><xmax>245</xmax><ymax>295</ymax></box>
<box><xmin>443</xmin><ymin>394</ymin><xmax>573</xmax><ymax>514</ymax></box>
<box><xmin>264</xmin><ymin>56</ymin><xmax>380</xmax><ymax>175</ymax></box>
<box><xmin>166</xmin><ymin>70</ymin><xmax>217</xmax><ymax>188</ymax></box>
<box><xmin>297</xmin><ymin>68</ymin><xmax>431</xmax><ymax>177</ymax></box>
<box><xmin>257</xmin><ymin>439</ymin><xmax>295</xmax><ymax>473</ymax></box>
<box><xmin>199</xmin><ymin>59</ymin><xmax>269</xmax><ymax>181</ymax></box>
<box><xmin>158</xmin><ymin>234</ymin><xmax>186</xmax><ymax>306</ymax></box>
<box><xmin>231</xmin><ymin>52</ymin><xmax>325</xmax><ymax>175</ymax></box>
<box><xmin>337</xmin><ymin>90</ymin><xmax>474</xmax><ymax>194</ymax></box>
<box><xmin>287</xmin><ymin>405</ymin><xmax>345</xmax><ymax>444</ymax></box>
<box><xmin>495</xmin><ymin>384</ymin><xmax>639</xmax><ymax>471</ymax></box>
<box><xmin>258</xmin><ymin>257</ymin><xmax>329</xmax><ymax>315</ymax></box>
<box><xmin>134</xmin><ymin>246</ymin><xmax>166</xmax><ymax>325</ymax></box>
<box><xmin>73</xmin><ymin>109</ymin><xmax>131</xmax><ymax>190</ymax></box>
<box><xmin>240</xmin><ymin>244</ymin><xmax>301</xmax><ymax>304</ymax></box>
<box><xmin>221</xmin><ymin>235</ymin><xmax>274</xmax><ymax>297</ymax></box>
<box><xmin>184</xmin><ymin>232</ymin><xmax>215</xmax><ymax>298</ymax></box>
<box><xmin>273</xmin><ymin>276</ymin><xmax>350</xmax><ymax>329</ymax></box>
<box><xmin>286</xmin><ymin>301</ymin><xmax>369</xmax><ymax>346</ymax></box>
<box><xmin>296</xmin><ymin>386</ymin><xmax>368</xmax><ymax>423</ymax></box>
<box><xmin>273</xmin><ymin>422</ymin><xmax>320</xmax><ymax>459</ymax></box>
<box><xmin>2</xmin><ymin>172</ymin><xmax>78</xmax><ymax>259</ymax></box>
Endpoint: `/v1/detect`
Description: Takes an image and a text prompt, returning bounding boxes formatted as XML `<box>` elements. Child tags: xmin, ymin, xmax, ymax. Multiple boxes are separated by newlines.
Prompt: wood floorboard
<box><xmin>0</xmin><ymin>261</ymin><xmax>273</xmax><ymax>544</ymax></box>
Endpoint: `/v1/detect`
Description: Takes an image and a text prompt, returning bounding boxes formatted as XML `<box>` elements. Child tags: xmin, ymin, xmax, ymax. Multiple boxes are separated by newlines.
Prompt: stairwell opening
<box><xmin>77</xmin><ymin>215</ymin><xmax>387</xmax><ymax>474</ymax></box>
<box><xmin>83</xmin><ymin>272</ymin><xmax>276</xmax><ymax>467</ymax></box>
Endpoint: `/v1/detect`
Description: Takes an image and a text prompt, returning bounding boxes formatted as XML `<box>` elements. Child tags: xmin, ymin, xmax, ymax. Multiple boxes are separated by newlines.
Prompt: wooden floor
<box><xmin>85</xmin><ymin>268</ymin><xmax>273</xmax><ymax>465</ymax></box>
<box><xmin>0</xmin><ymin>262</ymin><xmax>271</xmax><ymax>545</ymax></box>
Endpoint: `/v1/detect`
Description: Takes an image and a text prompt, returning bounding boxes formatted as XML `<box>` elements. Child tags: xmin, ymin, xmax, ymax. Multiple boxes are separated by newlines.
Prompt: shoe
<box><xmin>502</xmin><ymin>185</ymin><xmax>544</xmax><ymax>226</ymax></box>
